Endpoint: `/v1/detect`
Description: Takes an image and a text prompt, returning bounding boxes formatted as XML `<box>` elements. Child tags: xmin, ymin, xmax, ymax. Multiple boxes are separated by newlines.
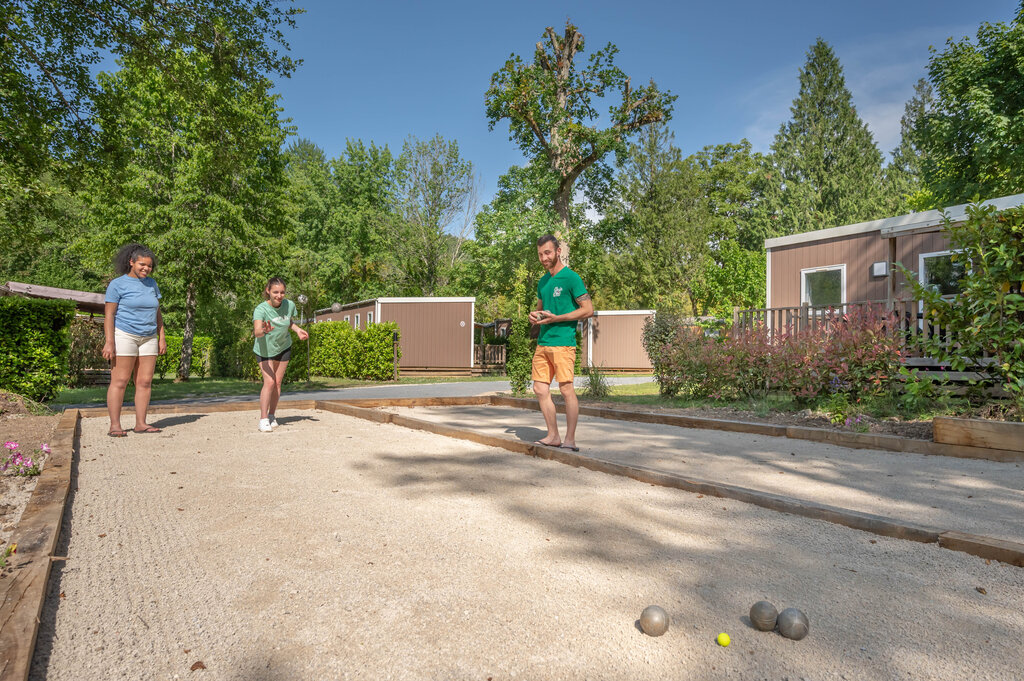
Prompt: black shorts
<box><xmin>254</xmin><ymin>346</ymin><xmax>292</xmax><ymax>363</ymax></box>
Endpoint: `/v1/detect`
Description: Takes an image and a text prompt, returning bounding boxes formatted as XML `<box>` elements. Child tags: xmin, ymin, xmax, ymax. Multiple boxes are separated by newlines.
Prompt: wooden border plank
<box><xmin>486</xmin><ymin>396</ymin><xmax>1024</xmax><ymax>462</ymax></box>
<box><xmin>938</xmin><ymin>531</ymin><xmax>1024</xmax><ymax>567</ymax></box>
<box><xmin>934</xmin><ymin>417</ymin><xmax>1024</xmax><ymax>453</ymax></box>
<box><xmin>0</xmin><ymin>408</ymin><xmax>79</xmax><ymax>681</ymax></box>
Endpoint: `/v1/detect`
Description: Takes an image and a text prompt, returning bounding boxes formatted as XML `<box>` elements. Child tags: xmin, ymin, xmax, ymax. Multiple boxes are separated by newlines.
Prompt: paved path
<box><xmin>61</xmin><ymin>376</ymin><xmax>654</xmax><ymax>409</ymax></box>
<box><xmin>385</xmin><ymin>405</ymin><xmax>1024</xmax><ymax>546</ymax></box>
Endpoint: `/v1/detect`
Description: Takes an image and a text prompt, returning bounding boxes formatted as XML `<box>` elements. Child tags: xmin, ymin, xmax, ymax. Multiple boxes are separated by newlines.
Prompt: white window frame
<box><xmin>354</xmin><ymin>313</ymin><xmax>361</xmax><ymax>329</ymax></box>
<box><xmin>918</xmin><ymin>249</ymin><xmax>966</xmax><ymax>300</ymax></box>
<box><xmin>800</xmin><ymin>264</ymin><xmax>846</xmax><ymax>308</ymax></box>
<box><xmin>343</xmin><ymin>315</ymin><xmax>350</xmax><ymax>326</ymax></box>
<box><xmin>367</xmin><ymin>311</ymin><xmax>374</xmax><ymax>326</ymax></box>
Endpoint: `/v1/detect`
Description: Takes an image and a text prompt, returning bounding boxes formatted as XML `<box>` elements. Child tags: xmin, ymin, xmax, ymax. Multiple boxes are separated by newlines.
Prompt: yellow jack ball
<box><xmin>717</xmin><ymin>632</ymin><xmax>731</xmax><ymax>647</ymax></box>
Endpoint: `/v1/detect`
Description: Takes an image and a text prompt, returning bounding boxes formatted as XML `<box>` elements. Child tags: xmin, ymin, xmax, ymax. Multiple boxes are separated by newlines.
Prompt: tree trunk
<box><xmin>176</xmin><ymin>281</ymin><xmax>197</xmax><ymax>382</ymax></box>
<box><xmin>553</xmin><ymin>185</ymin><xmax>571</xmax><ymax>266</ymax></box>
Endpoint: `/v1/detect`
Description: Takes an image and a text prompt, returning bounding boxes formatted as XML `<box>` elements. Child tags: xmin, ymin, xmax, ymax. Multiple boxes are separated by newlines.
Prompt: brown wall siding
<box><xmin>381</xmin><ymin>301</ymin><xmax>473</xmax><ymax>368</ymax></box>
<box><xmin>586</xmin><ymin>313</ymin><xmax>653</xmax><ymax>370</ymax></box>
<box><xmin>769</xmin><ymin>231</ymin><xmax>952</xmax><ymax>308</ymax></box>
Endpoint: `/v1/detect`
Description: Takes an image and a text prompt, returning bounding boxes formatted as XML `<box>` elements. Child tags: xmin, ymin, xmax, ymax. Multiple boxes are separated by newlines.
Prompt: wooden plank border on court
<box><xmin>318</xmin><ymin>398</ymin><xmax>1024</xmax><ymax>568</ymax></box>
<box><xmin>0</xmin><ymin>409</ymin><xmax>78</xmax><ymax>681</ymax></box>
<box><xmin>488</xmin><ymin>396</ymin><xmax>1024</xmax><ymax>462</ymax></box>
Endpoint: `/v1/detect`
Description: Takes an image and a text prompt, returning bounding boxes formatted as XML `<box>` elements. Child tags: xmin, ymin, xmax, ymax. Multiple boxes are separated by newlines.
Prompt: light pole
<box><xmin>297</xmin><ymin>294</ymin><xmax>310</xmax><ymax>383</ymax></box>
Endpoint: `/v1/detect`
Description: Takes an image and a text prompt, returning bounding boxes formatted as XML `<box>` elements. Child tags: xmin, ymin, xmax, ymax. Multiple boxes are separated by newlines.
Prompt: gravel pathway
<box><xmin>388</xmin><ymin>405</ymin><xmax>1024</xmax><ymax>545</ymax></box>
<box><xmin>30</xmin><ymin>408</ymin><xmax>1024</xmax><ymax>680</ymax></box>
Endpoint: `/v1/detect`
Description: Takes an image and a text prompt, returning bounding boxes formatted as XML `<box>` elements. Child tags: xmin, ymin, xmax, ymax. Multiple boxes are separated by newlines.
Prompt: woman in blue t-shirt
<box><xmin>102</xmin><ymin>243</ymin><xmax>167</xmax><ymax>437</ymax></box>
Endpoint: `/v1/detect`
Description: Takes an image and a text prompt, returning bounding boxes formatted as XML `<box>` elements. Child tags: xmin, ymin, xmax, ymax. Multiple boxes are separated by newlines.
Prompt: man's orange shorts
<box><xmin>531</xmin><ymin>346</ymin><xmax>576</xmax><ymax>384</ymax></box>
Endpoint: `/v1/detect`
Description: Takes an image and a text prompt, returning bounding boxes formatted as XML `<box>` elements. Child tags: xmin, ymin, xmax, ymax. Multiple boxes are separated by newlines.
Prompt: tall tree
<box><xmin>916</xmin><ymin>4</ymin><xmax>1024</xmax><ymax>206</ymax></box>
<box><xmin>485</xmin><ymin>20</ymin><xmax>676</xmax><ymax>262</ymax></box>
<box><xmin>761</xmin><ymin>39</ymin><xmax>886</xmax><ymax>236</ymax></box>
<box><xmin>594</xmin><ymin>123</ymin><xmax>704</xmax><ymax>311</ymax></box>
<box><xmin>459</xmin><ymin>161</ymin><xmax>560</xmax><ymax>315</ymax></box>
<box><xmin>689</xmin><ymin>140</ymin><xmax>767</xmax><ymax>316</ymax></box>
<box><xmin>89</xmin><ymin>48</ymin><xmax>291</xmax><ymax>379</ymax></box>
<box><xmin>1</xmin><ymin>0</ymin><xmax>299</xmax><ymax>176</ymax></box>
<box><xmin>392</xmin><ymin>134</ymin><xmax>478</xmax><ymax>295</ymax></box>
<box><xmin>883</xmin><ymin>78</ymin><xmax>934</xmax><ymax>214</ymax></box>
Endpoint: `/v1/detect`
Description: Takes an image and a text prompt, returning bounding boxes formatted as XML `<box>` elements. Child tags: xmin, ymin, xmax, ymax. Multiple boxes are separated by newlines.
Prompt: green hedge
<box><xmin>157</xmin><ymin>336</ymin><xmax>214</xmax><ymax>379</ymax></box>
<box><xmin>0</xmin><ymin>297</ymin><xmax>76</xmax><ymax>401</ymax></box>
<box><xmin>223</xmin><ymin>321</ymin><xmax>401</xmax><ymax>383</ymax></box>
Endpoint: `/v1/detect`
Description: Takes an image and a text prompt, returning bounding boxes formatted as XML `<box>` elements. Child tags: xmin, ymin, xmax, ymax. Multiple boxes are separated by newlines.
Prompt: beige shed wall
<box><xmin>585</xmin><ymin>313</ymin><xmax>653</xmax><ymax>370</ymax></box>
<box><xmin>380</xmin><ymin>301</ymin><xmax>474</xmax><ymax>369</ymax></box>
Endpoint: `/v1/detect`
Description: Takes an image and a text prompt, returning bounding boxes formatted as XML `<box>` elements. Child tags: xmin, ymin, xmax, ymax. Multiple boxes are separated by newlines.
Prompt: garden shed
<box><xmin>581</xmin><ymin>310</ymin><xmax>654</xmax><ymax>372</ymax></box>
<box><xmin>764</xmin><ymin>193</ymin><xmax>1024</xmax><ymax>311</ymax></box>
<box><xmin>314</xmin><ymin>297</ymin><xmax>475</xmax><ymax>375</ymax></box>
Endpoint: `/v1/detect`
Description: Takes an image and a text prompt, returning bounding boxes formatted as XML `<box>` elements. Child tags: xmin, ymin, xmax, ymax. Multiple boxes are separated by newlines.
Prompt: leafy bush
<box><xmin>68</xmin><ymin>316</ymin><xmax>106</xmax><ymax>387</ymax></box>
<box><xmin>655</xmin><ymin>304</ymin><xmax>903</xmax><ymax>403</ymax></box>
<box><xmin>360</xmin><ymin>322</ymin><xmax>401</xmax><ymax>380</ymax></box>
<box><xmin>506</xmin><ymin>266</ymin><xmax>534</xmax><ymax>396</ymax></box>
<box><xmin>0</xmin><ymin>297</ymin><xmax>75</xmax><ymax>401</ymax></box>
<box><xmin>902</xmin><ymin>203</ymin><xmax>1024</xmax><ymax>414</ymax></box>
<box><xmin>641</xmin><ymin>311</ymin><xmax>688</xmax><ymax>396</ymax></box>
<box><xmin>156</xmin><ymin>336</ymin><xmax>214</xmax><ymax>379</ymax></box>
<box><xmin>286</xmin><ymin>321</ymin><xmax>400</xmax><ymax>383</ymax></box>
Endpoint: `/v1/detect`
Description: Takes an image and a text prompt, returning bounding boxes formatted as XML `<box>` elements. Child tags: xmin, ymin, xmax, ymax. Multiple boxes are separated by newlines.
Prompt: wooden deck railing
<box><xmin>731</xmin><ymin>300</ymin><xmax>963</xmax><ymax>360</ymax></box>
<box><xmin>474</xmin><ymin>344</ymin><xmax>507</xmax><ymax>367</ymax></box>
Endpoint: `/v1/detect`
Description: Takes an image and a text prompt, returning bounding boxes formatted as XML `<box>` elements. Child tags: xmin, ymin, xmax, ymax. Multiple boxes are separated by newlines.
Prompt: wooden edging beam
<box><xmin>1</xmin><ymin>408</ymin><xmax>79</xmax><ymax>681</ymax></box>
<box><xmin>317</xmin><ymin>399</ymin><xmax>1024</xmax><ymax>568</ymax></box>
<box><xmin>489</xmin><ymin>396</ymin><xmax>1024</xmax><ymax>463</ymax></box>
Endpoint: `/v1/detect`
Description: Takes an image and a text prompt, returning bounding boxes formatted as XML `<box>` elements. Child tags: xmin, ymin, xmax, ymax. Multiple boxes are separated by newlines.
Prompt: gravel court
<box><xmin>385</xmin><ymin>405</ymin><xmax>1024</xmax><ymax>545</ymax></box>
<box><xmin>29</xmin><ymin>408</ymin><xmax>1023</xmax><ymax>681</ymax></box>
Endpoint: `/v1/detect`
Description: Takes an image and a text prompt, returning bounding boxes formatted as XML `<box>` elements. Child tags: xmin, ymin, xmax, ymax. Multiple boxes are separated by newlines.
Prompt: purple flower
<box><xmin>3</xmin><ymin>441</ymin><xmax>18</xmax><ymax>450</ymax></box>
<box><xmin>40</xmin><ymin>443</ymin><xmax>51</xmax><ymax>454</ymax></box>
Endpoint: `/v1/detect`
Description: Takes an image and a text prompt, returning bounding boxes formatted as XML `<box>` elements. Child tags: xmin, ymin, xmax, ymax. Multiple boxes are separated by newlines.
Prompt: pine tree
<box><xmin>761</xmin><ymin>39</ymin><xmax>886</xmax><ymax>236</ymax></box>
<box><xmin>883</xmin><ymin>78</ymin><xmax>934</xmax><ymax>214</ymax></box>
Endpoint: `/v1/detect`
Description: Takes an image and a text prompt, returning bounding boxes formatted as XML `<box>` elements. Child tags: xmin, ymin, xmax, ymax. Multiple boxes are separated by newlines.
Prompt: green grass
<box><xmin>593</xmin><ymin>382</ymin><xmax>804</xmax><ymax>415</ymax></box>
<box><xmin>49</xmin><ymin>374</ymin><xmax>504</xmax><ymax>406</ymax></box>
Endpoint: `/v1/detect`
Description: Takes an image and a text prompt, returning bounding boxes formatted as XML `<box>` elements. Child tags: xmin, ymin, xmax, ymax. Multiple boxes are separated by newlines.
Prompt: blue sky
<box><xmin>274</xmin><ymin>0</ymin><xmax>1020</xmax><ymax>208</ymax></box>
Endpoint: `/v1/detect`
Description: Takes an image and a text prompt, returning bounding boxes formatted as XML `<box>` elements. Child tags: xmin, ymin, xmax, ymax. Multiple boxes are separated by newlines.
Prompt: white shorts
<box><xmin>114</xmin><ymin>329</ymin><xmax>159</xmax><ymax>357</ymax></box>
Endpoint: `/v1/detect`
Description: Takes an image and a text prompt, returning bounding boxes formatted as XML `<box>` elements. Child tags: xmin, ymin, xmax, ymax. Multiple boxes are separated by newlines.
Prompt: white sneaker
<box><xmin>268</xmin><ymin>414</ymin><xmax>278</xmax><ymax>429</ymax></box>
<box><xmin>258</xmin><ymin>418</ymin><xmax>273</xmax><ymax>433</ymax></box>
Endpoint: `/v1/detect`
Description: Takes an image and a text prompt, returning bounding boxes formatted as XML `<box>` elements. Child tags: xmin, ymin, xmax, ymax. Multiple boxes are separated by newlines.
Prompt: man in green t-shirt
<box><xmin>529</xmin><ymin>234</ymin><xmax>593</xmax><ymax>451</ymax></box>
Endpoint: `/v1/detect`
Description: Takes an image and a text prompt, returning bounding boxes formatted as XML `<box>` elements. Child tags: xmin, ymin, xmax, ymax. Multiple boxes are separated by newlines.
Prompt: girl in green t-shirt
<box><xmin>252</xmin><ymin>277</ymin><xmax>308</xmax><ymax>432</ymax></box>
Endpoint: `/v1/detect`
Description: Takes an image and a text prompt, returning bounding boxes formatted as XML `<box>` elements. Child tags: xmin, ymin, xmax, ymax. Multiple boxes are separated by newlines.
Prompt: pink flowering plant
<box><xmin>1</xmin><ymin>441</ymin><xmax>43</xmax><ymax>476</ymax></box>
<box><xmin>653</xmin><ymin>304</ymin><xmax>904</xmax><ymax>404</ymax></box>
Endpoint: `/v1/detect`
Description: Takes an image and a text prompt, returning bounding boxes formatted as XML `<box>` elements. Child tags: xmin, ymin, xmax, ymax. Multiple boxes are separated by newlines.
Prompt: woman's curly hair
<box><xmin>113</xmin><ymin>243</ymin><xmax>157</xmax><ymax>275</ymax></box>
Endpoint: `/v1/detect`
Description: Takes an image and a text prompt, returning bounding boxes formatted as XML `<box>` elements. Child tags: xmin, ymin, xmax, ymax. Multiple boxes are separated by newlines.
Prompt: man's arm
<box><xmin>538</xmin><ymin>293</ymin><xmax>593</xmax><ymax>324</ymax></box>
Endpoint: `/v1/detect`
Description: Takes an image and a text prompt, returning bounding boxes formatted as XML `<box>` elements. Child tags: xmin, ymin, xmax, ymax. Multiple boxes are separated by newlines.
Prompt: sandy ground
<box><xmin>387</xmin><ymin>405</ymin><xmax>1024</xmax><ymax>545</ymax></box>
<box><xmin>29</xmin><ymin>408</ymin><xmax>1024</xmax><ymax>681</ymax></box>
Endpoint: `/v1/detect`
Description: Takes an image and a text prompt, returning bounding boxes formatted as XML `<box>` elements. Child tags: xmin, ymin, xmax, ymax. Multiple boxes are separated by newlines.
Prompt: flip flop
<box><xmin>108</xmin><ymin>430</ymin><xmax>128</xmax><ymax>438</ymax></box>
<box><xmin>560</xmin><ymin>444</ymin><xmax>580</xmax><ymax>452</ymax></box>
<box><xmin>533</xmin><ymin>440</ymin><xmax>561</xmax><ymax>448</ymax></box>
<box><xmin>133</xmin><ymin>426</ymin><xmax>162</xmax><ymax>434</ymax></box>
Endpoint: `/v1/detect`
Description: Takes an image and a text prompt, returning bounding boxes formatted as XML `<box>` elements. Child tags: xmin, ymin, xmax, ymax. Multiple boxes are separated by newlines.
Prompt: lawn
<box><xmin>50</xmin><ymin>374</ymin><xmax>503</xmax><ymax>406</ymax></box>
